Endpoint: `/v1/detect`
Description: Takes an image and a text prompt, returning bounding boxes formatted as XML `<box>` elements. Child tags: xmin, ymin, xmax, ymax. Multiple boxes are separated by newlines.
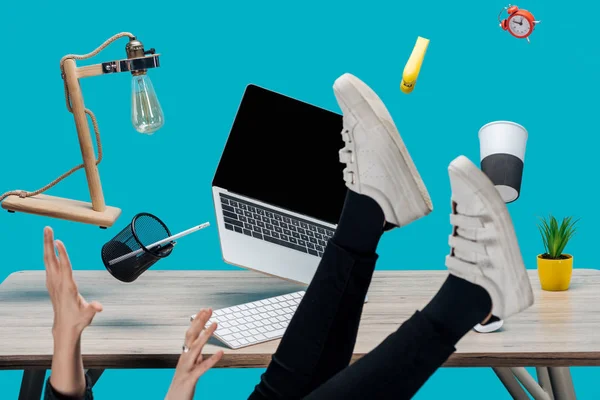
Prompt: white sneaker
<box><xmin>445</xmin><ymin>155</ymin><xmax>534</xmax><ymax>320</ymax></box>
<box><xmin>474</xmin><ymin>316</ymin><xmax>504</xmax><ymax>333</ymax></box>
<box><xmin>333</xmin><ymin>73</ymin><xmax>432</xmax><ymax>227</ymax></box>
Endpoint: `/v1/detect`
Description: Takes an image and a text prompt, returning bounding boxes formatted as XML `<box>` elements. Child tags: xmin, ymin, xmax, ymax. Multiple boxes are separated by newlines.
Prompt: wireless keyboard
<box><xmin>191</xmin><ymin>291</ymin><xmax>306</xmax><ymax>349</ymax></box>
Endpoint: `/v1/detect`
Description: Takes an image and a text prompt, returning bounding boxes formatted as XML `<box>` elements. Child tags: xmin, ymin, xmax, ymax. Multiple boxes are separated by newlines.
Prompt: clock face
<box><xmin>508</xmin><ymin>15</ymin><xmax>531</xmax><ymax>37</ymax></box>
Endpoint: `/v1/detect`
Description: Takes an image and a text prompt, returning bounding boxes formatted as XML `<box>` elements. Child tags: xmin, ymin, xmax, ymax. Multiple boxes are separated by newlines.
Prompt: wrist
<box><xmin>52</xmin><ymin>317</ymin><xmax>84</xmax><ymax>336</ymax></box>
<box><xmin>52</xmin><ymin>325</ymin><xmax>83</xmax><ymax>347</ymax></box>
<box><xmin>166</xmin><ymin>377</ymin><xmax>196</xmax><ymax>400</ymax></box>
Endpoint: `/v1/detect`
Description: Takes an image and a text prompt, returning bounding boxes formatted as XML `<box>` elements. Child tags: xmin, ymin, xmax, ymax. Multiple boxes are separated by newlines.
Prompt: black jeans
<box><xmin>248</xmin><ymin>240</ymin><xmax>455</xmax><ymax>400</ymax></box>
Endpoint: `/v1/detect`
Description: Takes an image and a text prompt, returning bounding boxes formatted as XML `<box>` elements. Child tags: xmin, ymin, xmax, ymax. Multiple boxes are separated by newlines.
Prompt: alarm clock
<box><xmin>498</xmin><ymin>4</ymin><xmax>540</xmax><ymax>42</ymax></box>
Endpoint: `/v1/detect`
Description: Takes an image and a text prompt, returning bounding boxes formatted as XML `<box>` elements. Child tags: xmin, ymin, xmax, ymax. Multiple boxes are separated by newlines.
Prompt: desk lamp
<box><xmin>0</xmin><ymin>32</ymin><xmax>163</xmax><ymax>228</ymax></box>
<box><xmin>475</xmin><ymin>121</ymin><xmax>528</xmax><ymax>333</ymax></box>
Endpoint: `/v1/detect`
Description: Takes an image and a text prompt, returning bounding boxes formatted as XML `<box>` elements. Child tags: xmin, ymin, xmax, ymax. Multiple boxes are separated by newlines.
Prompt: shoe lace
<box><xmin>446</xmin><ymin>202</ymin><xmax>489</xmax><ymax>275</ymax></box>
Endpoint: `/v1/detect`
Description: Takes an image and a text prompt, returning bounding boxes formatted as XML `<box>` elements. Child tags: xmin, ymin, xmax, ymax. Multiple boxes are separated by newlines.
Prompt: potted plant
<box><xmin>537</xmin><ymin>215</ymin><xmax>579</xmax><ymax>291</ymax></box>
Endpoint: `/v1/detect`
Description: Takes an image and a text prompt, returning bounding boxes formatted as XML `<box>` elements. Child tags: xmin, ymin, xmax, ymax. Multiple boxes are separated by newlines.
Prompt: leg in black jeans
<box><xmin>248</xmin><ymin>190</ymin><xmax>492</xmax><ymax>400</ymax></box>
<box><xmin>303</xmin><ymin>311</ymin><xmax>453</xmax><ymax>400</ymax></box>
<box><xmin>248</xmin><ymin>190</ymin><xmax>385</xmax><ymax>399</ymax></box>
<box><xmin>303</xmin><ymin>274</ymin><xmax>491</xmax><ymax>399</ymax></box>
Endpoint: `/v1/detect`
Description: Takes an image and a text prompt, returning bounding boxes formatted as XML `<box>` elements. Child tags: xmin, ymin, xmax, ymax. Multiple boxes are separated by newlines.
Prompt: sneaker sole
<box><xmin>474</xmin><ymin>319</ymin><xmax>504</xmax><ymax>333</ymax></box>
<box><xmin>334</xmin><ymin>74</ymin><xmax>433</xmax><ymax>225</ymax></box>
<box><xmin>449</xmin><ymin>156</ymin><xmax>534</xmax><ymax>318</ymax></box>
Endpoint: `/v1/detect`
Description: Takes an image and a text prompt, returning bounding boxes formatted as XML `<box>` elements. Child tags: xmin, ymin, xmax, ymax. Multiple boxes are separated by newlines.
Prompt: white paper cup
<box><xmin>479</xmin><ymin>121</ymin><xmax>528</xmax><ymax>203</ymax></box>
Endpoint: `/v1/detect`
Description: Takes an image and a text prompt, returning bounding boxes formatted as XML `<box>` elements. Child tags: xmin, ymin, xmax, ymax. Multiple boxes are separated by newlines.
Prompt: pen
<box><xmin>108</xmin><ymin>222</ymin><xmax>210</xmax><ymax>265</ymax></box>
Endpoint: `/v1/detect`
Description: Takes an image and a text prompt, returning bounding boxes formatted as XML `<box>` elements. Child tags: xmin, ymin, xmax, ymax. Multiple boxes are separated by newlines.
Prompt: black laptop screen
<box><xmin>212</xmin><ymin>84</ymin><xmax>347</xmax><ymax>225</ymax></box>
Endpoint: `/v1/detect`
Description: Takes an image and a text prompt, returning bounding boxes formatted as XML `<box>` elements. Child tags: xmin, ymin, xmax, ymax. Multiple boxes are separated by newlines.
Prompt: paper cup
<box><xmin>479</xmin><ymin>121</ymin><xmax>528</xmax><ymax>203</ymax></box>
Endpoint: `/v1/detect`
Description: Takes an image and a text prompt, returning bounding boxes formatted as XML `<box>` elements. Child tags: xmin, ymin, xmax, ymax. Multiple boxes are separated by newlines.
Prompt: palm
<box><xmin>166</xmin><ymin>309</ymin><xmax>224</xmax><ymax>400</ymax></box>
<box><xmin>43</xmin><ymin>227</ymin><xmax>102</xmax><ymax>333</ymax></box>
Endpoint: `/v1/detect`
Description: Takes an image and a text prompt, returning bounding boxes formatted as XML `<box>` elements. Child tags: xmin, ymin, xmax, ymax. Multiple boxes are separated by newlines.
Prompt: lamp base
<box><xmin>2</xmin><ymin>194</ymin><xmax>121</xmax><ymax>228</ymax></box>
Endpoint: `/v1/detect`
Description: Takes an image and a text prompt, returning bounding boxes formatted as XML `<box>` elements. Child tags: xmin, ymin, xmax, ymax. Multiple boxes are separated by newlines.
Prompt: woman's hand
<box><xmin>43</xmin><ymin>226</ymin><xmax>102</xmax><ymax>398</ymax></box>
<box><xmin>166</xmin><ymin>309</ymin><xmax>224</xmax><ymax>400</ymax></box>
<box><xmin>43</xmin><ymin>226</ymin><xmax>103</xmax><ymax>336</ymax></box>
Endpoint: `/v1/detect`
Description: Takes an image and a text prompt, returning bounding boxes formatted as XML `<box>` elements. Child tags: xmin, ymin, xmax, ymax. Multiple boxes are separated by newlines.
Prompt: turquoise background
<box><xmin>1</xmin><ymin>0</ymin><xmax>597</xmax><ymax>398</ymax></box>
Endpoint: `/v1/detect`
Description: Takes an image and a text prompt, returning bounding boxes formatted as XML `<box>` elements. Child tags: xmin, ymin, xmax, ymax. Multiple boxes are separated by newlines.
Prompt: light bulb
<box><xmin>131</xmin><ymin>74</ymin><xmax>164</xmax><ymax>134</ymax></box>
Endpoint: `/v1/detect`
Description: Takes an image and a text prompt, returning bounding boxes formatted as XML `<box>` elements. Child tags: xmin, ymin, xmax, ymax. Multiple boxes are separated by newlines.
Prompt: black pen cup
<box><xmin>101</xmin><ymin>213</ymin><xmax>173</xmax><ymax>283</ymax></box>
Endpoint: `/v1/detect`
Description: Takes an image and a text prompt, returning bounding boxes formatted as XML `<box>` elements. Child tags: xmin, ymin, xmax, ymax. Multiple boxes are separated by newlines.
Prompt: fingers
<box><xmin>89</xmin><ymin>301</ymin><xmax>103</xmax><ymax>313</ymax></box>
<box><xmin>193</xmin><ymin>350</ymin><xmax>224</xmax><ymax>379</ymax></box>
<box><xmin>181</xmin><ymin>309</ymin><xmax>212</xmax><ymax>368</ymax></box>
<box><xmin>54</xmin><ymin>240</ymin><xmax>74</xmax><ymax>279</ymax></box>
<box><xmin>190</xmin><ymin>322</ymin><xmax>218</xmax><ymax>363</ymax></box>
<box><xmin>80</xmin><ymin>295</ymin><xmax>103</xmax><ymax>314</ymax></box>
<box><xmin>185</xmin><ymin>309</ymin><xmax>211</xmax><ymax>346</ymax></box>
<box><xmin>43</xmin><ymin>227</ymin><xmax>58</xmax><ymax>272</ymax></box>
<box><xmin>78</xmin><ymin>298</ymin><xmax>103</xmax><ymax>328</ymax></box>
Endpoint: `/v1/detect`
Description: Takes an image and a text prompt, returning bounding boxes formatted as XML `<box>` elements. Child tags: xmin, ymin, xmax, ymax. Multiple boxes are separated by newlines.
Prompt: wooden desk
<box><xmin>1</xmin><ymin>269</ymin><xmax>599</xmax><ymax>400</ymax></box>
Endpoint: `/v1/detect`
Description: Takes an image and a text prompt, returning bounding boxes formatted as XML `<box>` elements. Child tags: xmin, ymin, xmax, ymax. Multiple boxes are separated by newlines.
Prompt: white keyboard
<box><xmin>191</xmin><ymin>291</ymin><xmax>306</xmax><ymax>349</ymax></box>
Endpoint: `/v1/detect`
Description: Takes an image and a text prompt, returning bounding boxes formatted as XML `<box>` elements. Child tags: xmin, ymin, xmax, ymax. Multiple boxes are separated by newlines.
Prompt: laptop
<box><xmin>212</xmin><ymin>84</ymin><xmax>347</xmax><ymax>284</ymax></box>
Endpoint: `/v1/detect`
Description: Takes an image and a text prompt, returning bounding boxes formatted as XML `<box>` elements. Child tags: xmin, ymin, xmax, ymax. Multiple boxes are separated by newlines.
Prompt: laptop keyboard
<box><xmin>219</xmin><ymin>193</ymin><xmax>334</xmax><ymax>257</ymax></box>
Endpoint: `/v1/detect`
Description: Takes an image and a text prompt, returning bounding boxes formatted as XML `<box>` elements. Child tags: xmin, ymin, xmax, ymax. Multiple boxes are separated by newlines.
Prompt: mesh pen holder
<box><xmin>101</xmin><ymin>213</ymin><xmax>173</xmax><ymax>283</ymax></box>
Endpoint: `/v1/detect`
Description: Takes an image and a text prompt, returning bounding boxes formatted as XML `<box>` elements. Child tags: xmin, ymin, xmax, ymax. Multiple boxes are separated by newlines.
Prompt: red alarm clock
<box><xmin>498</xmin><ymin>4</ymin><xmax>540</xmax><ymax>43</ymax></box>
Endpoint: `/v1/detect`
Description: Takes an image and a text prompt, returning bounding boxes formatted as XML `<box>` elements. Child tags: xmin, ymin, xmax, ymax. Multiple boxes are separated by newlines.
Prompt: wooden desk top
<box><xmin>1</xmin><ymin>269</ymin><xmax>599</xmax><ymax>369</ymax></box>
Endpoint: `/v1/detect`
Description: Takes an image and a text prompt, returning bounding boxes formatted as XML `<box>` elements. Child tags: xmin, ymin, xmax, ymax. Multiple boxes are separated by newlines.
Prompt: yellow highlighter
<box><xmin>400</xmin><ymin>36</ymin><xmax>429</xmax><ymax>94</ymax></box>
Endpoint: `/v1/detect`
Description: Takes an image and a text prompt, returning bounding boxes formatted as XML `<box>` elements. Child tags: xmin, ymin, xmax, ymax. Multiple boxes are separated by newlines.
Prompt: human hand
<box><xmin>165</xmin><ymin>309</ymin><xmax>224</xmax><ymax>400</ymax></box>
<box><xmin>43</xmin><ymin>226</ymin><xmax>103</xmax><ymax>337</ymax></box>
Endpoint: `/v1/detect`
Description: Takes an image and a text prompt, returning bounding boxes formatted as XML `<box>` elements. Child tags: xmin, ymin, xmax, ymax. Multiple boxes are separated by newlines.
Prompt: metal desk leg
<box><xmin>548</xmin><ymin>367</ymin><xmax>577</xmax><ymax>400</ymax></box>
<box><xmin>492</xmin><ymin>367</ymin><xmax>529</xmax><ymax>400</ymax></box>
<box><xmin>85</xmin><ymin>369</ymin><xmax>105</xmax><ymax>387</ymax></box>
<box><xmin>511</xmin><ymin>368</ymin><xmax>552</xmax><ymax>400</ymax></box>
<box><xmin>18</xmin><ymin>369</ymin><xmax>46</xmax><ymax>400</ymax></box>
<box><xmin>536</xmin><ymin>367</ymin><xmax>555</xmax><ymax>400</ymax></box>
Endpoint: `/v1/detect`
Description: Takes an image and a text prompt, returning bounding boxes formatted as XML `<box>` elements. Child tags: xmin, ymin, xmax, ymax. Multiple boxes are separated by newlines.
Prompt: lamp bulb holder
<box><xmin>125</xmin><ymin>37</ymin><xmax>157</xmax><ymax>76</ymax></box>
<box><xmin>125</xmin><ymin>37</ymin><xmax>146</xmax><ymax>59</ymax></box>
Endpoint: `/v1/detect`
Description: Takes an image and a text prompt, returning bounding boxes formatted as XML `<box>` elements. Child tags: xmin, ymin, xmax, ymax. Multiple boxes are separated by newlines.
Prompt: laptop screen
<box><xmin>213</xmin><ymin>84</ymin><xmax>347</xmax><ymax>226</ymax></box>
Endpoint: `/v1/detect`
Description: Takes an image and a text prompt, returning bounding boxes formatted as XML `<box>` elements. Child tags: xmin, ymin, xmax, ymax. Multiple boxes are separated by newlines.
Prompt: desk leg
<box><xmin>536</xmin><ymin>367</ymin><xmax>555</xmax><ymax>400</ymax></box>
<box><xmin>548</xmin><ymin>367</ymin><xmax>577</xmax><ymax>400</ymax></box>
<box><xmin>511</xmin><ymin>368</ymin><xmax>552</xmax><ymax>400</ymax></box>
<box><xmin>492</xmin><ymin>367</ymin><xmax>529</xmax><ymax>400</ymax></box>
<box><xmin>18</xmin><ymin>369</ymin><xmax>46</xmax><ymax>400</ymax></box>
<box><xmin>85</xmin><ymin>369</ymin><xmax>104</xmax><ymax>388</ymax></box>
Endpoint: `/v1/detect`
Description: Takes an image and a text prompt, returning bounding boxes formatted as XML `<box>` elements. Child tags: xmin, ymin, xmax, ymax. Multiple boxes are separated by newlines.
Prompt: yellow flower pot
<box><xmin>537</xmin><ymin>254</ymin><xmax>573</xmax><ymax>291</ymax></box>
